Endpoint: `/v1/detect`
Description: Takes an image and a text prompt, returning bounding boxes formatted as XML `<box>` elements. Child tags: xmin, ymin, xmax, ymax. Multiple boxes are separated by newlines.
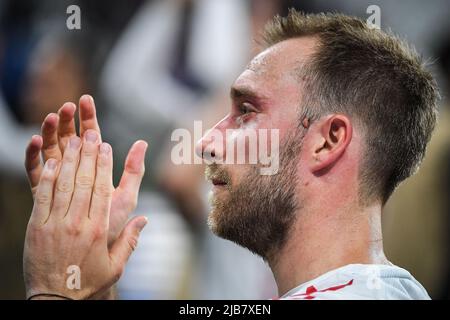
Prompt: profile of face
<box><xmin>197</xmin><ymin>38</ymin><xmax>318</xmax><ymax>260</ymax></box>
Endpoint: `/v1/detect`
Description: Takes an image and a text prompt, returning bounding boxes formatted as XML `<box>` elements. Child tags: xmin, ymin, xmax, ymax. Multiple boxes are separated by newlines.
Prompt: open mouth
<box><xmin>212</xmin><ymin>178</ymin><xmax>227</xmax><ymax>186</ymax></box>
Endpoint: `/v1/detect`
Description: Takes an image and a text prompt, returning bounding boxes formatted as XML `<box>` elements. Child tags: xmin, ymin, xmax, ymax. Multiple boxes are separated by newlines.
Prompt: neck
<box><xmin>268</xmin><ymin>199</ymin><xmax>389</xmax><ymax>297</ymax></box>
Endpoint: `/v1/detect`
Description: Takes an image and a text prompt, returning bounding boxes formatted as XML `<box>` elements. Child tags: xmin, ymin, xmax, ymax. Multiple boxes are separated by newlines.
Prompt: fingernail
<box><xmin>100</xmin><ymin>143</ymin><xmax>111</xmax><ymax>155</ymax></box>
<box><xmin>136</xmin><ymin>217</ymin><xmax>148</xmax><ymax>231</ymax></box>
<box><xmin>70</xmin><ymin>136</ymin><xmax>81</xmax><ymax>149</ymax></box>
<box><xmin>85</xmin><ymin>130</ymin><xmax>98</xmax><ymax>143</ymax></box>
<box><xmin>46</xmin><ymin>159</ymin><xmax>57</xmax><ymax>171</ymax></box>
<box><xmin>141</xmin><ymin>141</ymin><xmax>149</xmax><ymax>151</ymax></box>
<box><xmin>31</xmin><ymin>135</ymin><xmax>42</xmax><ymax>145</ymax></box>
<box><xmin>45</xmin><ymin>113</ymin><xmax>56</xmax><ymax>121</ymax></box>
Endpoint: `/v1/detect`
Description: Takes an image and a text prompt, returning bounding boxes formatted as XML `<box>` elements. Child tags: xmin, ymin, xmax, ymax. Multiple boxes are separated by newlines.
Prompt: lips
<box><xmin>212</xmin><ymin>178</ymin><xmax>227</xmax><ymax>186</ymax></box>
<box><xmin>205</xmin><ymin>164</ymin><xmax>230</xmax><ymax>188</ymax></box>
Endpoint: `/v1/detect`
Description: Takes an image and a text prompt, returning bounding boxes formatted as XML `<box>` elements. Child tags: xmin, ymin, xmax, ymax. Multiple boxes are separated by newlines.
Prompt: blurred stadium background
<box><xmin>1</xmin><ymin>0</ymin><xmax>450</xmax><ymax>299</ymax></box>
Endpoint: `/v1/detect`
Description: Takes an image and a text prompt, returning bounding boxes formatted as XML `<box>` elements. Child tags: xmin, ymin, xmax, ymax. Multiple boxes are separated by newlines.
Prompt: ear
<box><xmin>308</xmin><ymin>114</ymin><xmax>352</xmax><ymax>173</ymax></box>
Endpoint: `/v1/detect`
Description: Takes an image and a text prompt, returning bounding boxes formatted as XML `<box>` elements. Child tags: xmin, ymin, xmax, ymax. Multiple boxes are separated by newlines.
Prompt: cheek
<box><xmin>225</xmin><ymin>164</ymin><xmax>250</xmax><ymax>188</ymax></box>
<box><xmin>224</xmin><ymin>127</ymin><xmax>258</xmax><ymax>162</ymax></box>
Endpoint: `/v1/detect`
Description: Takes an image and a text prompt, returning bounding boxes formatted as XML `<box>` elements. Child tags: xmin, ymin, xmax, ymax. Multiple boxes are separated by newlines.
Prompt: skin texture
<box><xmin>25</xmin><ymin>95</ymin><xmax>148</xmax><ymax>246</ymax></box>
<box><xmin>24</xmin><ymin>37</ymin><xmax>389</xmax><ymax>299</ymax></box>
<box><xmin>197</xmin><ymin>37</ymin><xmax>389</xmax><ymax>296</ymax></box>
<box><xmin>24</xmin><ymin>133</ymin><xmax>148</xmax><ymax>299</ymax></box>
<box><xmin>24</xmin><ymin>96</ymin><xmax>148</xmax><ymax>299</ymax></box>
<box><xmin>204</xmin><ymin>127</ymin><xmax>303</xmax><ymax>261</ymax></box>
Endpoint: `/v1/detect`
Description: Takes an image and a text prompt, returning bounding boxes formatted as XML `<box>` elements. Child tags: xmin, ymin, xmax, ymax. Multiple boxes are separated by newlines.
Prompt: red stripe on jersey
<box><xmin>290</xmin><ymin>279</ymin><xmax>354</xmax><ymax>300</ymax></box>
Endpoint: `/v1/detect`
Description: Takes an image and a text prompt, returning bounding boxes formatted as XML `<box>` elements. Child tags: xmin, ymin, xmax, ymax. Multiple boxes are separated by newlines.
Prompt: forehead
<box><xmin>232</xmin><ymin>37</ymin><xmax>318</xmax><ymax>96</ymax></box>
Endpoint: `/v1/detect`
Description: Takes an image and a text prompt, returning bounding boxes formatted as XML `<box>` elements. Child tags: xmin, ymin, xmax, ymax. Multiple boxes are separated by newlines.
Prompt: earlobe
<box><xmin>310</xmin><ymin>115</ymin><xmax>352</xmax><ymax>173</ymax></box>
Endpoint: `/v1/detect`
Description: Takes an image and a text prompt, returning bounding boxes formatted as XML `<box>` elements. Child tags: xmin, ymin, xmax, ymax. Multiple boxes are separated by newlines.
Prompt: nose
<box><xmin>195</xmin><ymin>132</ymin><xmax>215</xmax><ymax>161</ymax></box>
<box><xmin>195</xmin><ymin>117</ymin><xmax>228</xmax><ymax>162</ymax></box>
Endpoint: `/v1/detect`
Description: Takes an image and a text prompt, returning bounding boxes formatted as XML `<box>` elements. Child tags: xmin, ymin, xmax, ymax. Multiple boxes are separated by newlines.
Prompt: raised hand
<box><xmin>24</xmin><ymin>95</ymin><xmax>148</xmax><ymax>245</ymax></box>
<box><xmin>24</xmin><ymin>132</ymin><xmax>148</xmax><ymax>300</ymax></box>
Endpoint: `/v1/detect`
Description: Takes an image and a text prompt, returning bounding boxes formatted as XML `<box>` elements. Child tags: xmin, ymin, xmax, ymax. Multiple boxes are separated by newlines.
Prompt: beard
<box><xmin>205</xmin><ymin>128</ymin><xmax>304</xmax><ymax>261</ymax></box>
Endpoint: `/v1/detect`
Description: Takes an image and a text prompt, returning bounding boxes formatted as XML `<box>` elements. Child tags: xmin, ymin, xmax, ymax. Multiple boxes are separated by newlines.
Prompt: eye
<box><xmin>238</xmin><ymin>102</ymin><xmax>255</xmax><ymax>115</ymax></box>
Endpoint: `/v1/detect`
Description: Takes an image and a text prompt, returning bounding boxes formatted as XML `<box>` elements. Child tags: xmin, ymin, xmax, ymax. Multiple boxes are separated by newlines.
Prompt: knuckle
<box><xmin>42</xmin><ymin>222</ymin><xmax>56</xmax><ymax>235</ymax></box>
<box><xmin>127</xmin><ymin>236</ymin><xmax>139</xmax><ymax>252</ymax></box>
<box><xmin>126</xmin><ymin>163</ymin><xmax>145</xmax><ymax>178</ymax></box>
<box><xmin>36</xmin><ymin>193</ymin><xmax>52</xmax><ymax>206</ymax></box>
<box><xmin>41</xmin><ymin>171</ymin><xmax>55</xmax><ymax>182</ymax></box>
<box><xmin>76</xmin><ymin>175</ymin><xmax>94</xmax><ymax>189</ymax></box>
<box><xmin>97</xmin><ymin>157</ymin><xmax>110</xmax><ymax>169</ymax></box>
<box><xmin>64</xmin><ymin>220</ymin><xmax>84</xmax><ymax>236</ymax></box>
<box><xmin>28</xmin><ymin>223</ymin><xmax>55</xmax><ymax>244</ymax></box>
<box><xmin>94</xmin><ymin>182</ymin><xmax>113</xmax><ymax>198</ymax></box>
<box><xmin>56</xmin><ymin>180</ymin><xmax>74</xmax><ymax>193</ymax></box>
<box><xmin>63</xmin><ymin>154</ymin><xmax>76</xmax><ymax>164</ymax></box>
<box><xmin>44</xmin><ymin>143</ymin><xmax>59</xmax><ymax>153</ymax></box>
<box><xmin>91</xmin><ymin>226</ymin><xmax>106</xmax><ymax>241</ymax></box>
<box><xmin>26</xmin><ymin>222</ymin><xmax>42</xmax><ymax>237</ymax></box>
<box><xmin>81</xmin><ymin>148</ymin><xmax>96</xmax><ymax>158</ymax></box>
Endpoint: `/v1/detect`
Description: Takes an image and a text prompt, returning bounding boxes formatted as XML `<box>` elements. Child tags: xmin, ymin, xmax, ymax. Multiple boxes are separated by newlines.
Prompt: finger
<box><xmin>51</xmin><ymin>136</ymin><xmax>82</xmax><ymax>220</ymax></box>
<box><xmin>25</xmin><ymin>135</ymin><xmax>43</xmax><ymax>197</ymax></box>
<box><xmin>79</xmin><ymin>95</ymin><xmax>102</xmax><ymax>141</ymax></box>
<box><xmin>89</xmin><ymin>143</ymin><xmax>113</xmax><ymax>226</ymax></box>
<box><xmin>30</xmin><ymin>159</ymin><xmax>58</xmax><ymax>226</ymax></box>
<box><xmin>67</xmin><ymin>130</ymin><xmax>100</xmax><ymax>222</ymax></box>
<box><xmin>114</xmin><ymin>141</ymin><xmax>148</xmax><ymax>212</ymax></box>
<box><xmin>57</xmin><ymin>102</ymin><xmax>77</xmax><ymax>153</ymax></box>
<box><xmin>110</xmin><ymin>216</ymin><xmax>147</xmax><ymax>274</ymax></box>
<box><xmin>41</xmin><ymin>113</ymin><xmax>62</xmax><ymax>162</ymax></box>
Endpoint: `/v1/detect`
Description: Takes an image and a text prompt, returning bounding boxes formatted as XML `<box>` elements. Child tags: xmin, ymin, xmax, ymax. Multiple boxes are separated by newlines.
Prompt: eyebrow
<box><xmin>230</xmin><ymin>86</ymin><xmax>266</xmax><ymax>102</ymax></box>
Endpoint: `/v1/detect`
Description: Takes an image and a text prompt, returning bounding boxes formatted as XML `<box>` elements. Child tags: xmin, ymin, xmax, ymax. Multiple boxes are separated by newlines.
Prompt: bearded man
<box><xmin>23</xmin><ymin>10</ymin><xmax>438</xmax><ymax>300</ymax></box>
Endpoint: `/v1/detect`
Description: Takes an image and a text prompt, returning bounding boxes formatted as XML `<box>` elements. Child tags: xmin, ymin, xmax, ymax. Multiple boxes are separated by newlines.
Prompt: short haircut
<box><xmin>262</xmin><ymin>9</ymin><xmax>439</xmax><ymax>204</ymax></box>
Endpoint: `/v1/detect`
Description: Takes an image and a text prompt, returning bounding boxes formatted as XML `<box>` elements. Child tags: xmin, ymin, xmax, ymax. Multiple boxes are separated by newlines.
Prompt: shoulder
<box><xmin>281</xmin><ymin>264</ymin><xmax>430</xmax><ymax>300</ymax></box>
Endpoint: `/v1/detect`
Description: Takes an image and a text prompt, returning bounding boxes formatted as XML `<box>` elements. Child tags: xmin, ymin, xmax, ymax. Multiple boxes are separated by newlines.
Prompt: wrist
<box><xmin>28</xmin><ymin>293</ymin><xmax>74</xmax><ymax>300</ymax></box>
<box><xmin>26</xmin><ymin>286</ymin><xmax>90</xmax><ymax>300</ymax></box>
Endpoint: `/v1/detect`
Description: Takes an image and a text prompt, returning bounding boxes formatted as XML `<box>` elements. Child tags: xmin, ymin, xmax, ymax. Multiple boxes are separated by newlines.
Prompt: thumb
<box><xmin>110</xmin><ymin>216</ymin><xmax>148</xmax><ymax>270</ymax></box>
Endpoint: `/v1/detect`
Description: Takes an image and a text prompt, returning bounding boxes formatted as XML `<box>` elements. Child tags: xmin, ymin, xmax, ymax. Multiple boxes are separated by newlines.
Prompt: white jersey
<box><xmin>280</xmin><ymin>264</ymin><xmax>430</xmax><ymax>300</ymax></box>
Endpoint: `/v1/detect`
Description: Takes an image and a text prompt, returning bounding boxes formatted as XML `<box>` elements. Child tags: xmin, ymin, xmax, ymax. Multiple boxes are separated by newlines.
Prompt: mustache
<box><xmin>205</xmin><ymin>164</ymin><xmax>232</xmax><ymax>185</ymax></box>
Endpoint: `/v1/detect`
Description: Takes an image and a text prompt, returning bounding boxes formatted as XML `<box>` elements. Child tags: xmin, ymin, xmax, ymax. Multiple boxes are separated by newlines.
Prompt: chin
<box><xmin>206</xmin><ymin>210</ymin><xmax>220</xmax><ymax>235</ymax></box>
<box><xmin>207</xmin><ymin>200</ymin><xmax>231</xmax><ymax>237</ymax></box>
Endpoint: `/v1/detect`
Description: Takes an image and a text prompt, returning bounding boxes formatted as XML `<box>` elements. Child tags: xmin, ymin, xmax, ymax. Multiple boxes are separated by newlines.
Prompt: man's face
<box><xmin>198</xmin><ymin>38</ymin><xmax>317</xmax><ymax>259</ymax></box>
